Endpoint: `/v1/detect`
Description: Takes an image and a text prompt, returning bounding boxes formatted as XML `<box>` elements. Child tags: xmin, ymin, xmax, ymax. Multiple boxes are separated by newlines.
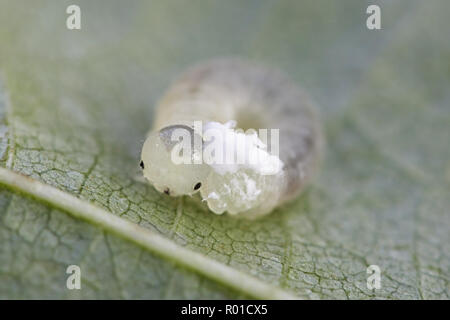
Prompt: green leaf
<box><xmin>0</xmin><ymin>0</ymin><xmax>449</xmax><ymax>299</ymax></box>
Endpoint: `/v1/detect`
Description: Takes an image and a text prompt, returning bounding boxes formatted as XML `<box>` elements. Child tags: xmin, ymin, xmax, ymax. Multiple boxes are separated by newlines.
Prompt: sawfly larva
<box><xmin>141</xmin><ymin>58</ymin><xmax>322</xmax><ymax>218</ymax></box>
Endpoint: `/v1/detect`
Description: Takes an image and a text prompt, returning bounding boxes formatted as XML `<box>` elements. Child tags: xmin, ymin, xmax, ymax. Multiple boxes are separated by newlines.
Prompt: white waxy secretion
<box><xmin>141</xmin><ymin>58</ymin><xmax>322</xmax><ymax>218</ymax></box>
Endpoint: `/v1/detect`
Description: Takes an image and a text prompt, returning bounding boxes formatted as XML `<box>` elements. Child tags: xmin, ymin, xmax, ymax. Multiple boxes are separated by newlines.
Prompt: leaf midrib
<box><xmin>0</xmin><ymin>166</ymin><xmax>301</xmax><ymax>300</ymax></box>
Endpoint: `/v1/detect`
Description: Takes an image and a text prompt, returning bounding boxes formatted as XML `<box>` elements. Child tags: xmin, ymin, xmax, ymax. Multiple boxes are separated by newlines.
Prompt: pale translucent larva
<box><xmin>141</xmin><ymin>58</ymin><xmax>322</xmax><ymax>218</ymax></box>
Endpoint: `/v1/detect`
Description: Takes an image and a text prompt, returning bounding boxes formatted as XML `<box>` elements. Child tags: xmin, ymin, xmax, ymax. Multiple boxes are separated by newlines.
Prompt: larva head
<box><xmin>140</xmin><ymin>125</ymin><xmax>210</xmax><ymax>196</ymax></box>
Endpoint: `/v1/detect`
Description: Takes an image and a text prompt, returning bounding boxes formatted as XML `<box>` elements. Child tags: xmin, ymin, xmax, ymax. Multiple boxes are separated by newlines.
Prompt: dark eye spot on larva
<box><xmin>164</xmin><ymin>188</ymin><xmax>170</xmax><ymax>195</ymax></box>
<box><xmin>140</xmin><ymin>160</ymin><xmax>144</xmax><ymax>169</ymax></box>
<box><xmin>194</xmin><ymin>182</ymin><xmax>202</xmax><ymax>190</ymax></box>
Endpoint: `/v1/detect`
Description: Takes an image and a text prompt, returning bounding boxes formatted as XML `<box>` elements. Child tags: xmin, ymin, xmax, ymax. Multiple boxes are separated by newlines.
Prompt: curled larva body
<box><xmin>141</xmin><ymin>58</ymin><xmax>322</xmax><ymax>218</ymax></box>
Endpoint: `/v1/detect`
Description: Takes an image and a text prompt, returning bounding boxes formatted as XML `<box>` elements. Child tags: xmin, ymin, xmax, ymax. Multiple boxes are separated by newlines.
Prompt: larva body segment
<box><xmin>142</xmin><ymin>58</ymin><xmax>322</xmax><ymax>217</ymax></box>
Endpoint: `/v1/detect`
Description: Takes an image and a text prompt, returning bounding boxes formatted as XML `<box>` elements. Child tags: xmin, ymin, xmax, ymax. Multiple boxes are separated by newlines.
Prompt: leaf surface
<box><xmin>0</xmin><ymin>0</ymin><xmax>448</xmax><ymax>299</ymax></box>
